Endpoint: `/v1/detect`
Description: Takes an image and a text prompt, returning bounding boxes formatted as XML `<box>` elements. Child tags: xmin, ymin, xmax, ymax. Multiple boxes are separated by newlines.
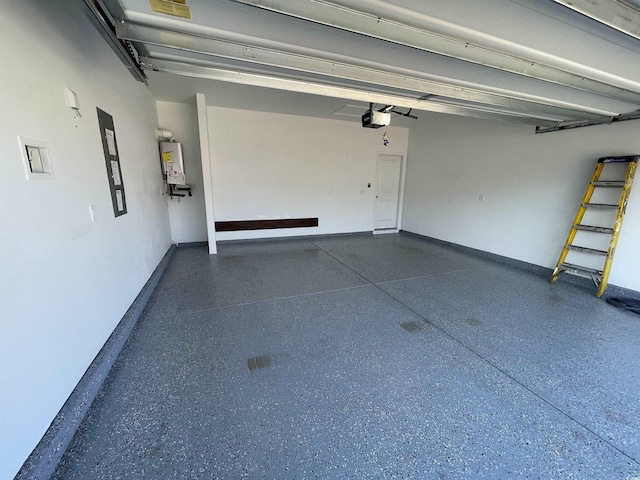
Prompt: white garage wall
<box><xmin>0</xmin><ymin>1</ymin><xmax>171</xmax><ymax>478</ymax></box>
<box><xmin>402</xmin><ymin>113</ymin><xmax>640</xmax><ymax>292</ymax></box>
<box><xmin>208</xmin><ymin>107</ymin><xmax>409</xmax><ymax>241</ymax></box>
<box><xmin>157</xmin><ymin>101</ymin><xmax>208</xmax><ymax>243</ymax></box>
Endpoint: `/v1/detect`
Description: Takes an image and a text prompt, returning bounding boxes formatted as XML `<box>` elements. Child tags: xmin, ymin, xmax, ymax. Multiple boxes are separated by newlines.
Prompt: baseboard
<box><xmin>401</xmin><ymin>230</ymin><xmax>640</xmax><ymax>300</ymax></box>
<box><xmin>15</xmin><ymin>244</ymin><xmax>176</xmax><ymax>480</ymax></box>
<box><xmin>216</xmin><ymin>231</ymin><xmax>373</xmax><ymax>245</ymax></box>
<box><xmin>174</xmin><ymin>241</ymin><xmax>208</xmax><ymax>248</ymax></box>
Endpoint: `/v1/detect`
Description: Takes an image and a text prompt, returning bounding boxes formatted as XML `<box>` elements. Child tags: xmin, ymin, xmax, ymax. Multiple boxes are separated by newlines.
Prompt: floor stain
<box><xmin>550</xmin><ymin>294</ymin><xmax>564</xmax><ymax>304</ymax></box>
<box><xmin>400</xmin><ymin>321</ymin><xmax>425</xmax><ymax>333</ymax></box>
<box><xmin>247</xmin><ymin>354</ymin><xmax>274</xmax><ymax>371</ymax></box>
<box><xmin>465</xmin><ymin>318</ymin><xmax>483</xmax><ymax>327</ymax></box>
<box><xmin>319</xmin><ymin>338</ymin><xmax>338</xmax><ymax>353</ymax></box>
<box><xmin>604</xmin><ymin>407</ymin><xmax>631</xmax><ymax>426</ymax></box>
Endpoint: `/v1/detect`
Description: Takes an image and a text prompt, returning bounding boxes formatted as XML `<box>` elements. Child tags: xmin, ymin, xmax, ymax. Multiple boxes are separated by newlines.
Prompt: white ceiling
<box><xmin>92</xmin><ymin>0</ymin><xmax>640</xmax><ymax>132</ymax></box>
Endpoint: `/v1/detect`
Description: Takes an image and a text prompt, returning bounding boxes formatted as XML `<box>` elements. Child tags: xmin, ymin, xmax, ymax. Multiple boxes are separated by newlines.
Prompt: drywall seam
<box><xmin>14</xmin><ymin>245</ymin><xmax>176</xmax><ymax>480</ymax></box>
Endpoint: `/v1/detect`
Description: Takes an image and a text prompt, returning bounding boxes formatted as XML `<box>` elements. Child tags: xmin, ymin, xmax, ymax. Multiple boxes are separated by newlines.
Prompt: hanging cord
<box><xmin>606</xmin><ymin>297</ymin><xmax>640</xmax><ymax>315</ymax></box>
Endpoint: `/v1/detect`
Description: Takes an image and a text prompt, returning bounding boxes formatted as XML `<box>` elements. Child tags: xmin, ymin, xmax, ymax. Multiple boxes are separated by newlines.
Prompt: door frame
<box><xmin>373</xmin><ymin>152</ymin><xmax>407</xmax><ymax>234</ymax></box>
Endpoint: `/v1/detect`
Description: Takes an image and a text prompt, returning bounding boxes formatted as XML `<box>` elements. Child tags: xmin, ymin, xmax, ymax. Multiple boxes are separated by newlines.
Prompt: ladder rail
<box><xmin>597</xmin><ymin>161</ymin><xmax>637</xmax><ymax>297</ymax></box>
<box><xmin>550</xmin><ymin>162</ymin><xmax>603</xmax><ymax>283</ymax></box>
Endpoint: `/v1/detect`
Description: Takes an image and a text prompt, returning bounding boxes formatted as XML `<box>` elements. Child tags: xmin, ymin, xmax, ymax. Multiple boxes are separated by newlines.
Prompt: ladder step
<box><xmin>583</xmin><ymin>203</ymin><xmax>619</xmax><ymax>209</ymax></box>
<box><xmin>574</xmin><ymin>224</ymin><xmax>614</xmax><ymax>234</ymax></box>
<box><xmin>553</xmin><ymin>155</ymin><xmax>637</xmax><ymax>297</ymax></box>
<box><xmin>591</xmin><ymin>181</ymin><xmax>625</xmax><ymax>187</ymax></box>
<box><xmin>598</xmin><ymin>155</ymin><xmax>639</xmax><ymax>164</ymax></box>
<box><xmin>567</xmin><ymin>245</ymin><xmax>608</xmax><ymax>255</ymax></box>
<box><xmin>560</xmin><ymin>262</ymin><xmax>603</xmax><ymax>277</ymax></box>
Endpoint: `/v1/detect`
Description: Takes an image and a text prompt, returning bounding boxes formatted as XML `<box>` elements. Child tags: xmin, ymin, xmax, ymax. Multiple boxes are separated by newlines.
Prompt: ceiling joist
<box><xmin>140</xmin><ymin>57</ymin><xmax>560</xmax><ymax>127</ymax></box>
<box><xmin>116</xmin><ymin>21</ymin><xmax>613</xmax><ymax>123</ymax></box>
<box><xmin>232</xmin><ymin>0</ymin><xmax>640</xmax><ymax>104</ymax></box>
<box><xmin>87</xmin><ymin>0</ymin><xmax>640</xmax><ymax>132</ymax></box>
<box><xmin>552</xmin><ymin>0</ymin><xmax>640</xmax><ymax>41</ymax></box>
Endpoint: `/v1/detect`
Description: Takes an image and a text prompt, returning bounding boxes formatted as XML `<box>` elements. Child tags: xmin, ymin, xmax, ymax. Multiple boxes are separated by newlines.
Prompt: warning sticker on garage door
<box><xmin>149</xmin><ymin>0</ymin><xmax>191</xmax><ymax>19</ymax></box>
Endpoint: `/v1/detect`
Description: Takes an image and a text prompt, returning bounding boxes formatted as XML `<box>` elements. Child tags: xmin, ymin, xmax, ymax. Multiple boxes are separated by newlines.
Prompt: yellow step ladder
<box><xmin>551</xmin><ymin>155</ymin><xmax>638</xmax><ymax>297</ymax></box>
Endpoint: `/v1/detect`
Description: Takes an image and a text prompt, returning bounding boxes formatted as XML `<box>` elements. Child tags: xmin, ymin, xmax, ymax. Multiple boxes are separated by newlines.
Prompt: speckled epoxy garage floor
<box><xmin>53</xmin><ymin>233</ymin><xmax>640</xmax><ymax>479</ymax></box>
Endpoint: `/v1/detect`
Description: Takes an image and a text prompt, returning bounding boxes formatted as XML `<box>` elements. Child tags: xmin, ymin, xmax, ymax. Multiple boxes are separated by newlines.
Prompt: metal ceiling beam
<box><xmin>536</xmin><ymin>109</ymin><xmax>640</xmax><ymax>133</ymax></box>
<box><xmin>96</xmin><ymin>0</ymin><xmax>125</xmax><ymax>22</ymax></box>
<box><xmin>552</xmin><ymin>0</ymin><xmax>640</xmax><ymax>41</ymax></box>
<box><xmin>232</xmin><ymin>0</ymin><xmax>640</xmax><ymax>104</ymax></box>
<box><xmin>426</xmin><ymin>97</ymin><xmax>567</xmax><ymax>122</ymax></box>
<box><xmin>116</xmin><ymin>21</ymin><xmax>614</xmax><ymax>122</ymax></box>
<box><xmin>77</xmin><ymin>0</ymin><xmax>146</xmax><ymax>82</ymax></box>
<box><xmin>140</xmin><ymin>57</ymin><xmax>560</xmax><ymax>127</ymax></box>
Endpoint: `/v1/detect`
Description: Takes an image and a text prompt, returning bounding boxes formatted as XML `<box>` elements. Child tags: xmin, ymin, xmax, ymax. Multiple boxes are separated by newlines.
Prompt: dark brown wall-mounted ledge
<box><xmin>215</xmin><ymin>218</ymin><xmax>319</xmax><ymax>232</ymax></box>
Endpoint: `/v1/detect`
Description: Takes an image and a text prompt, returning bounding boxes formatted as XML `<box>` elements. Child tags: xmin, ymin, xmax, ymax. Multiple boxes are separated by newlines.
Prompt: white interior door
<box><xmin>374</xmin><ymin>154</ymin><xmax>402</xmax><ymax>230</ymax></box>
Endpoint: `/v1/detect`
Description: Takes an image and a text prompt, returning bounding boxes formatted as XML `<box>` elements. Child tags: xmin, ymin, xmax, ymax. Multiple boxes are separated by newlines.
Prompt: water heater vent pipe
<box><xmin>156</xmin><ymin>128</ymin><xmax>175</xmax><ymax>141</ymax></box>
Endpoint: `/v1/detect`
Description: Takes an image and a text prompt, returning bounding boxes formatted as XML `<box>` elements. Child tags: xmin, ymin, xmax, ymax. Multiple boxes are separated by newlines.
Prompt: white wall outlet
<box><xmin>89</xmin><ymin>204</ymin><xmax>97</xmax><ymax>221</ymax></box>
<box><xmin>479</xmin><ymin>193</ymin><xmax>486</xmax><ymax>201</ymax></box>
